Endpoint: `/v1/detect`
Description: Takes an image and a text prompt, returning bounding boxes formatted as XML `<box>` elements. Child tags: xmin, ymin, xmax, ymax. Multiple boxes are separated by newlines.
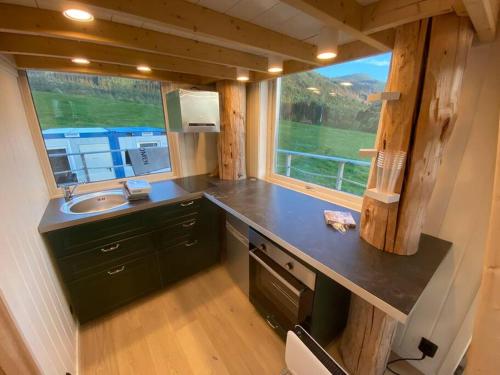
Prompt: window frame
<box><xmin>19</xmin><ymin>70</ymin><xmax>181</xmax><ymax>198</ymax></box>
<box><xmin>265</xmin><ymin>77</ymin><xmax>380</xmax><ymax>212</ymax></box>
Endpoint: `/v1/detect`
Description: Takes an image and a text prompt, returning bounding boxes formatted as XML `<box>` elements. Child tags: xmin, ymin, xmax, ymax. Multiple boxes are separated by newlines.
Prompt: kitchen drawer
<box><xmin>159</xmin><ymin>238</ymin><xmax>219</xmax><ymax>286</ymax></box>
<box><xmin>147</xmin><ymin>199</ymin><xmax>201</xmax><ymax>228</ymax></box>
<box><xmin>58</xmin><ymin>233</ymin><xmax>155</xmax><ymax>281</ymax></box>
<box><xmin>69</xmin><ymin>253</ymin><xmax>161</xmax><ymax>323</ymax></box>
<box><xmin>156</xmin><ymin>214</ymin><xmax>200</xmax><ymax>248</ymax></box>
<box><xmin>48</xmin><ymin>212</ymin><xmax>147</xmax><ymax>257</ymax></box>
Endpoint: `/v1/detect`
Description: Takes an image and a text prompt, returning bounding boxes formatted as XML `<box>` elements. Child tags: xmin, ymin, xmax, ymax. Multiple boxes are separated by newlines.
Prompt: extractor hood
<box><xmin>166</xmin><ymin>89</ymin><xmax>220</xmax><ymax>133</ymax></box>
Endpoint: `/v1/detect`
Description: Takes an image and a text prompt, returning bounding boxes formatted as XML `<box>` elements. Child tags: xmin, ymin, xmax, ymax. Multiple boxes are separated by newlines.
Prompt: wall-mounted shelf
<box><xmin>364</xmin><ymin>188</ymin><xmax>400</xmax><ymax>203</ymax></box>
<box><xmin>359</xmin><ymin>148</ymin><xmax>378</xmax><ymax>158</ymax></box>
<box><xmin>368</xmin><ymin>92</ymin><xmax>401</xmax><ymax>102</ymax></box>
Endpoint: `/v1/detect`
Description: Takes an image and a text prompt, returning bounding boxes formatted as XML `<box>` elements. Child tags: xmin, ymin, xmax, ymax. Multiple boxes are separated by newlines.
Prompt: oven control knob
<box><xmin>285</xmin><ymin>262</ymin><xmax>294</xmax><ymax>270</ymax></box>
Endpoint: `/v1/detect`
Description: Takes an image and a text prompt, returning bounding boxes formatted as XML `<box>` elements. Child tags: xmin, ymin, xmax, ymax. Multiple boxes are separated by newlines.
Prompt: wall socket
<box><xmin>418</xmin><ymin>337</ymin><xmax>438</xmax><ymax>358</ymax></box>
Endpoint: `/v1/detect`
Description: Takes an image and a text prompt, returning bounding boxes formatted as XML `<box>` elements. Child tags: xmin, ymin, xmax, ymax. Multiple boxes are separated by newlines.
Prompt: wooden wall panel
<box><xmin>0</xmin><ymin>55</ymin><xmax>77</xmax><ymax>375</ymax></box>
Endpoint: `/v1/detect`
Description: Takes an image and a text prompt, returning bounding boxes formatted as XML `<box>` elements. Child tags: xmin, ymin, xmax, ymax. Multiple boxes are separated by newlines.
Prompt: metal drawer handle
<box><xmin>101</xmin><ymin>243</ymin><xmax>120</xmax><ymax>253</ymax></box>
<box><xmin>185</xmin><ymin>240</ymin><xmax>198</xmax><ymax>247</ymax></box>
<box><xmin>107</xmin><ymin>265</ymin><xmax>125</xmax><ymax>275</ymax></box>
<box><xmin>180</xmin><ymin>200</ymin><xmax>194</xmax><ymax>207</ymax></box>
<box><xmin>265</xmin><ymin>316</ymin><xmax>279</xmax><ymax>329</ymax></box>
<box><xmin>182</xmin><ymin>220</ymin><xmax>196</xmax><ymax>228</ymax></box>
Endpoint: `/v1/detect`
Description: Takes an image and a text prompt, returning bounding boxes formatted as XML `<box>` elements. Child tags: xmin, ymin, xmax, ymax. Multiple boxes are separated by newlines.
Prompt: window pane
<box><xmin>274</xmin><ymin>53</ymin><xmax>391</xmax><ymax>196</ymax></box>
<box><xmin>27</xmin><ymin>71</ymin><xmax>171</xmax><ymax>186</ymax></box>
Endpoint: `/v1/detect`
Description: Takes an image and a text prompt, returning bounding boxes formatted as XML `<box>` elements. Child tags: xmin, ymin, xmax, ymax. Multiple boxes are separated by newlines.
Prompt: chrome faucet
<box><xmin>63</xmin><ymin>183</ymin><xmax>79</xmax><ymax>202</ymax></box>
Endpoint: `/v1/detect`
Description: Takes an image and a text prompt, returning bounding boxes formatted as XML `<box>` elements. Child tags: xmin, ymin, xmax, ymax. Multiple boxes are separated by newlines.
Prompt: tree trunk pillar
<box><xmin>340</xmin><ymin>295</ymin><xmax>397</xmax><ymax>375</ymax></box>
<box><xmin>216</xmin><ymin>80</ymin><xmax>247</xmax><ymax>180</ymax></box>
<box><xmin>346</xmin><ymin>14</ymin><xmax>473</xmax><ymax>375</ymax></box>
<box><xmin>360</xmin><ymin>14</ymin><xmax>473</xmax><ymax>255</ymax></box>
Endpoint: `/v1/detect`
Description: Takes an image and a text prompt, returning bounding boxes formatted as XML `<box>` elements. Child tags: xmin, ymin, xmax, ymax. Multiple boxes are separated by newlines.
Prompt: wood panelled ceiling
<box><xmin>0</xmin><ymin>0</ymin><xmax>493</xmax><ymax>83</ymax></box>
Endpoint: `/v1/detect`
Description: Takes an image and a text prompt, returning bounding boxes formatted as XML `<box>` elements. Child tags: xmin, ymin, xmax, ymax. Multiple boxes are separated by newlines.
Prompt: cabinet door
<box><xmin>159</xmin><ymin>239</ymin><xmax>219</xmax><ymax>286</ymax></box>
<box><xmin>69</xmin><ymin>253</ymin><xmax>161</xmax><ymax>323</ymax></box>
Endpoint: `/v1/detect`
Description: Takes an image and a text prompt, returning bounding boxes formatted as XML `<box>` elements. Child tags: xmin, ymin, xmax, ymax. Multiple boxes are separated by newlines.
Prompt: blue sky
<box><xmin>314</xmin><ymin>52</ymin><xmax>392</xmax><ymax>82</ymax></box>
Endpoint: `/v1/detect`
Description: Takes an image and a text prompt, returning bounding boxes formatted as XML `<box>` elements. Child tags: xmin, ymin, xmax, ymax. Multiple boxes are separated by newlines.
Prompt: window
<box><xmin>273</xmin><ymin>53</ymin><xmax>391</xmax><ymax>197</ymax></box>
<box><xmin>47</xmin><ymin>148</ymin><xmax>76</xmax><ymax>185</ymax></box>
<box><xmin>27</xmin><ymin>71</ymin><xmax>172</xmax><ymax>187</ymax></box>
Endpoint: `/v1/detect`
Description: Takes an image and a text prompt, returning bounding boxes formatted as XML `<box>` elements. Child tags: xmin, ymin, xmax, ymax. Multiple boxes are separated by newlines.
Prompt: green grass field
<box><xmin>276</xmin><ymin>120</ymin><xmax>376</xmax><ymax>196</ymax></box>
<box><xmin>31</xmin><ymin>91</ymin><xmax>166</xmax><ymax>129</ymax></box>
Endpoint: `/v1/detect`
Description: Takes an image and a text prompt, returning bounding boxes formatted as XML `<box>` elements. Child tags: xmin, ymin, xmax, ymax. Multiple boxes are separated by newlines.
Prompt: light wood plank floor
<box><xmin>79</xmin><ymin>265</ymin><xmax>286</xmax><ymax>375</ymax></box>
<box><xmin>80</xmin><ymin>264</ymin><xmax>424</xmax><ymax>375</ymax></box>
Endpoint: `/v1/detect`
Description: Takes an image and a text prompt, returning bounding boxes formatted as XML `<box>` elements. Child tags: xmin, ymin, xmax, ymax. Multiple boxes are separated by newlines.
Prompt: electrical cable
<box><xmin>386</xmin><ymin>354</ymin><xmax>426</xmax><ymax>375</ymax></box>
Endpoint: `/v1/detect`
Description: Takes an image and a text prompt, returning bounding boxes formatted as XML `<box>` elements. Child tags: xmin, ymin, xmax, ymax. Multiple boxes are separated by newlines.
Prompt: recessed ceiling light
<box><xmin>268</xmin><ymin>67</ymin><xmax>283</xmax><ymax>73</ymax></box>
<box><xmin>71</xmin><ymin>57</ymin><xmax>90</xmax><ymax>65</ymax></box>
<box><xmin>340</xmin><ymin>82</ymin><xmax>353</xmax><ymax>86</ymax></box>
<box><xmin>63</xmin><ymin>9</ymin><xmax>94</xmax><ymax>22</ymax></box>
<box><xmin>236</xmin><ymin>67</ymin><xmax>250</xmax><ymax>81</ymax></box>
<box><xmin>268</xmin><ymin>56</ymin><xmax>283</xmax><ymax>73</ymax></box>
<box><xmin>317</xmin><ymin>52</ymin><xmax>337</xmax><ymax>60</ymax></box>
<box><xmin>317</xmin><ymin>27</ymin><xmax>338</xmax><ymax>60</ymax></box>
<box><xmin>137</xmin><ymin>65</ymin><xmax>152</xmax><ymax>72</ymax></box>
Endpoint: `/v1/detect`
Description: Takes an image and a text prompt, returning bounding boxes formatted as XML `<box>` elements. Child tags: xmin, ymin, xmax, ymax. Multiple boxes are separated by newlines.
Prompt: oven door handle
<box><xmin>249</xmin><ymin>250</ymin><xmax>302</xmax><ymax>297</ymax></box>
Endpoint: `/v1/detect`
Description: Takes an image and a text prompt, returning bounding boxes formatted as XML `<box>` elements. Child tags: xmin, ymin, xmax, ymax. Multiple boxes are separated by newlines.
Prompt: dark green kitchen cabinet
<box><xmin>44</xmin><ymin>197</ymin><xmax>221</xmax><ymax>323</ymax></box>
<box><xmin>157</xmin><ymin>198</ymin><xmax>220</xmax><ymax>286</ymax></box>
<box><xmin>68</xmin><ymin>253</ymin><xmax>162</xmax><ymax>322</ymax></box>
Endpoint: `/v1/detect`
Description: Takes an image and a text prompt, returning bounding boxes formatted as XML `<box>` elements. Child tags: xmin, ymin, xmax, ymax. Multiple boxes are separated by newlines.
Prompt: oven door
<box><xmin>249</xmin><ymin>249</ymin><xmax>314</xmax><ymax>338</ymax></box>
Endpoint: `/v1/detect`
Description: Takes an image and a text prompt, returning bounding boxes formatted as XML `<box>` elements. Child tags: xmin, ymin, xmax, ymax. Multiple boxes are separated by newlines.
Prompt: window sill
<box><xmin>265</xmin><ymin>174</ymin><xmax>363</xmax><ymax>212</ymax></box>
<box><xmin>50</xmin><ymin>171</ymin><xmax>179</xmax><ymax>199</ymax></box>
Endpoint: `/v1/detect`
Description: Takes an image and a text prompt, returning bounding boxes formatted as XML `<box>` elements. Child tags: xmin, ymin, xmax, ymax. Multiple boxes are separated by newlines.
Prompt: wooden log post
<box><xmin>360</xmin><ymin>14</ymin><xmax>474</xmax><ymax>255</ymax></box>
<box><xmin>340</xmin><ymin>295</ymin><xmax>397</xmax><ymax>375</ymax></box>
<box><xmin>216</xmin><ymin>80</ymin><xmax>247</xmax><ymax>180</ymax></box>
<box><xmin>360</xmin><ymin>19</ymin><xmax>430</xmax><ymax>251</ymax></box>
<box><xmin>392</xmin><ymin>15</ymin><xmax>474</xmax><ymax>254</ymax></box>
<box><xmin>344</xmin><ymin>14</ymin><xmax>474</xmax><ymax>375</ymax></box>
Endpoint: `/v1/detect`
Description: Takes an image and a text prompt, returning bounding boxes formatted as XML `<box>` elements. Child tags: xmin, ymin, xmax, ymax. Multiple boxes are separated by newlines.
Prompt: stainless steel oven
<box><xmin>249</xmin><ymin>229</ymin><xmax>316</xmax><ymax>338</ymax></box>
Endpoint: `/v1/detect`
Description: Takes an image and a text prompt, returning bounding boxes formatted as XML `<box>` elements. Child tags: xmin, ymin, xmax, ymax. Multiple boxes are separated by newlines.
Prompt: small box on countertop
<box><xmin>123</xmin><ymin>180</ymin><xmax>151</xmax><ymax>201</ymax></box>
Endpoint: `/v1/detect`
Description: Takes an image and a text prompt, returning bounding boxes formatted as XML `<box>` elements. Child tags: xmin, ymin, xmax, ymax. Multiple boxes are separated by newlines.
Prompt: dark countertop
<box><xmin>38</xmin><ymin>179</ymin><xmax>206</xmax><ymax>233</ymax></box>
<box><xmin>39</xmin><ymin>175</ymin><xmax>451</xmax><ymax>323</ymax></box>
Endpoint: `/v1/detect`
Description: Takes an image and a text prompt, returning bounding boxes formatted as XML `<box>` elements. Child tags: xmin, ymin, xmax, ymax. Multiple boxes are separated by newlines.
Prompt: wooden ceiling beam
<box><xmin>362</xmin><ymin>0</ymin><xmax>456</xmax><ymax>34</ymax></box>
<box><xmin>283</xmin><ymin>0</ymin><xmax>494</xmax><ymax>47</ymax></box>
<box><xmin>14</xmin><ymin>55</ymin><xmax>212</xmax><ymax>85</ymax></box>
<box><xmin>461</xmin><ymin>0</ymin><xmax>498</xmax><ymax>41</ymax></box>
<box><xmin>253</xmin><ymin>36</ymin><xmax>384</xmax><ymax>81</ymax></box>
<box><xmin>0</xmin><ymin>33</ymin><xmax>237</xmax><ymax>80</ymax></box>
<box><xmin>0</xmin><ymin>4</ymin><xmax>268</xmax><ymax>72</ymax></box>
<box><xmin>67</xmin><ymin>0</ymin><xmax>319</xmax><ymax>64</ymax></box>
<box><xmin>280</xmin><ymin>0</ymin><xmax>393</xmax><ymax>51</ymax></box>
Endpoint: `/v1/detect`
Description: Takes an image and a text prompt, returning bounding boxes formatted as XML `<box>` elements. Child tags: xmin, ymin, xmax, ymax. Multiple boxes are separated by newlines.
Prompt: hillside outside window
<box><xmin>273</xmin><ymin>53</ymin><xmax>392</xmax><ymax>197</ymax></box>
<box><xmin>26</xmin><ymin>71</ymin><xmax>172</xmax><ymax>187</ymax></box>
